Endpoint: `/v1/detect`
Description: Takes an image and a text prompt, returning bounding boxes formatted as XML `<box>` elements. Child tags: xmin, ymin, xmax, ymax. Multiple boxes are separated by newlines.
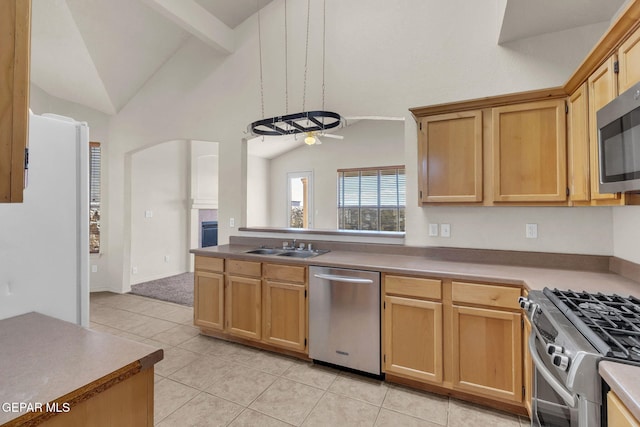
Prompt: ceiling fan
<box><xmin>302</xmin><ymin>130</ymin><xmax>344</xmax><ymax>145</ymax></box>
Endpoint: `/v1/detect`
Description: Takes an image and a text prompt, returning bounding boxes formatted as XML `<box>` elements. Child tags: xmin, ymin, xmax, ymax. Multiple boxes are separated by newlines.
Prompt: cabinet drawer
<box><xmin>227</xmin><ymin>259</ymin><xmax>261</xmax><ymax>277</ymax></box>
<box><xmin>452</xmin><ymin>281</ymin><xmax>521</xmax><ymax>309</ymax></box>
<box><xmin>264</xmin><ymin>263</ymin><xmax>306</xmax><ymax>283</ymax></box>
<box><xmin>385</xmin><ymin>275</ymin><xmax>442</xmax><ymax>300</ymax></box>
<box><xmin>194</xmin><ymin>256</ymin><xmax>224</xmax><ymax>273</ymax></box>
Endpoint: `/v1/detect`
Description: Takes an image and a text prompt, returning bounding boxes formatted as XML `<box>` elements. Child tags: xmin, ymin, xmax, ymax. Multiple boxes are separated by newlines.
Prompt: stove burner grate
<box><xmin>548</xmin><ymin>288</ymin><xmax>640</xmax><ymax>363</ymax></box>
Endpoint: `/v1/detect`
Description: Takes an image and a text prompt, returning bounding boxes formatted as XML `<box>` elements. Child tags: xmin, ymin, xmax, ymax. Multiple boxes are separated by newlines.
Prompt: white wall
<box><xmin>247</xmin><ymin>154</ymin><xmax>270</xmax><ymax>227</ymax></box>
<box><xmin>267</xmin><ymin>120</ymin><xmax>404</xmax><ymax>229</ymax></box>
<box><xmin>130</xmin><ymin>140</ymin><xmax>189</xmax><ymax>285</ymax></box>
<box><xmin>101</xmin><ymin>0</ymin><xmax>628</xmax><ymax>292</ymax></box>
<box><xmin>30</xmin><ymin>83</ymin><xmax>112</xmax><ymax>291</ymax></box>
<box><xmin>612</xmin><ymin>206</ymin><xmax>640</xmax><ymax>264</ymax></box>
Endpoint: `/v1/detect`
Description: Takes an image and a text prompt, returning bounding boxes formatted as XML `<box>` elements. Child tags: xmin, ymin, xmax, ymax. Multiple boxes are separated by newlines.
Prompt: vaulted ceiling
<box><xmin>30</xmin><ymin>0</ymin><xmax>627</xmax><ymax>117</ymax></box>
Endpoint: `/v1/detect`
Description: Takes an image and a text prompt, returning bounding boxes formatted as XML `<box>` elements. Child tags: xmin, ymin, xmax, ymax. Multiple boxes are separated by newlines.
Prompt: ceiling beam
<box><xmin>142</xmin><ymin>0</ymin><xmax>235</xmax><ymax>54</ymax></box>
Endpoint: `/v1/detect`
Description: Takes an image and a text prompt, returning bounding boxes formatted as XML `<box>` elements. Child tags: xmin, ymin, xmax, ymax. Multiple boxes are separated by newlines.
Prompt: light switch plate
<box><xmin>440</xmin><ymin>224</ymin><xmax>451</xmax><ymax>238</ymax></box>
<box><xmin>145</xmin><ymin>210</ymin><xmax>153</xmax><ymax>218</ymax></box>
<box><xmin>229</xmin><ymin>217</ymin><xmax>235</xmax><ymax>227</ymax></box>
<box><xmin>428</xmin><ymin>223</ymin><xmax>439</xmax><ymax>237</ymax></box>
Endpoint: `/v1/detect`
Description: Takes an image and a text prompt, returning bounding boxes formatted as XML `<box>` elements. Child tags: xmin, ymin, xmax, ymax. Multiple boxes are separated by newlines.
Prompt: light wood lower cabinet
<box><xmin>263</xmin><ymin>280</ymin><xmax>306</xmax><ymax>351</ymax></box>
<box><xmin>608</xmin><ymin>391</ymin><xmax>640</xmax><ymax>427</ymax></box>
<box><xmin>226</xmin><ymin>275</ymin><xmax>262</xmax><ymax>341</ymax></box>
<box><xmin>194</xmin><ymin>257</ymin><xmax>308</xmax><ymax>354</ymax></box>
<box><xmin>194</xmin><ymin>271</ymin><xmax>224</xmax><ymax>331</ymax></box>
<box><xmin>384</xmin><ymin>295</ymin><xmax>443</xmax><ymax>384</ymax></box>
<box><xmin>451</xmin><ymin>305</ymin><xmax>522</xmax><ymax>403</ymax></box>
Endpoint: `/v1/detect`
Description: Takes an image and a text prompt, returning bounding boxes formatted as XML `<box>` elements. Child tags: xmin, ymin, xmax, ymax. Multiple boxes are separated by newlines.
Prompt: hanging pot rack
<box><xmin>248</xmin><ymin>0</ymin><xmax>342</xmax><ymax>140</ymax></box>
<box><xmin>249</xmin><ymin>110</ymin><xmax>341</xmax><ymax>137</ymax></box>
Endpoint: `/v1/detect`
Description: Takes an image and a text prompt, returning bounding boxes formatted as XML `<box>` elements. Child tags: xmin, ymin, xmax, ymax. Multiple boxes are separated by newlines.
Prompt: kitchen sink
<box><xmin>244</xmin><ymin>248</ymin><xmax>286</xmax><ymax>255</ymax></box>
<box><xmin>276</xmin><ymin>250</ymin><xmax>322</xmax><ymax>258</ymax></box>
<box><xmin>244</xmin><ymin>248</ymin><xmax>329</xmax><ymax>258</ymax></box>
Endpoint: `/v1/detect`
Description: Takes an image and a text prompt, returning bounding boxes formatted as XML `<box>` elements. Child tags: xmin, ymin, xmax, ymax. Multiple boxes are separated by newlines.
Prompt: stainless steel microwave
<box><xmin>597</xmin><ymin>81</ymin><xmax>640</xmax><ymax>193</ymax></box>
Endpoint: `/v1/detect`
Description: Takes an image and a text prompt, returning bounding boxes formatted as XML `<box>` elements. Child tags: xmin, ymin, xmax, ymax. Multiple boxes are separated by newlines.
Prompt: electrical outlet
<box><xmin>132</xmin><ymin>267</ymin><xmax>138</xmax><ymax>274</ymax></box>
<box><xmin>428</xmin><ymin>223</ymin><xmax>439</xmax><ymax>237</ymax></box>
<box><xmin>91</xmin><ymin>265</ymin><xmax>98</xmax><ymax>273</ymax></box>
<box><xmin>440</xmin><ymin>224</ymin><xmax>451</xmax><ymax>238</ymax></box>
<box><xmin>145</xmin><ymin>210</ymin><xmax>153</xmax><ymax>218</ymax></box>
<box><xmin>229</xmin><ymin>217</ymin><xmax>235</xmax><ymax>227</ymax></box>
<box><xmin>526</xmin><ymin>223</ymin><xmax>538</xmax><ymax>239</ymax></box>
<box><xmin>164</xmin><ymin>255</ymin><xmax>170</xmax><ymax>263</ymax></box>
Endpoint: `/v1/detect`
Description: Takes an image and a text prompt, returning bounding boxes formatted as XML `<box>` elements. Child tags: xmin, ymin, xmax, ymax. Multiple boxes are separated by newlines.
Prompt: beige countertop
<box><xmin>0</xmin><ymin>312</ymin><xmax>163</xmax><ymax>425</ymax></box>
<box><xmin>600</xmin><ymin>361</ymin><xmax>640</xmax><ymax>421</ymax></box>
<box><xmin>191</xmin><ymin>244</ymin><xmax>640</xmax><ymax>296</ymax></box>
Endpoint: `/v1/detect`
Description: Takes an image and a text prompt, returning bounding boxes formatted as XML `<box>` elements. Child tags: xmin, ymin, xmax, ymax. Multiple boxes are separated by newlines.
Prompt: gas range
<box><xmin>519</xmin><ymin>287</ymin><xmax>640</xmax><ymax>427</ymax></box>
<box><xmin>544</xmin><ymin>288</ymin><xmax>640</xmax><ymax>366</ymax></box>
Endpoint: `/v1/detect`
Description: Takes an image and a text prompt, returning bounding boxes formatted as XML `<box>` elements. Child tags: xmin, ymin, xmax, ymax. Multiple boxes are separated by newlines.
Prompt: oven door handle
<box><xmin>528</xmin><ymin>332</ymin><xmax>578</xmax><ymax>408</ymax></box>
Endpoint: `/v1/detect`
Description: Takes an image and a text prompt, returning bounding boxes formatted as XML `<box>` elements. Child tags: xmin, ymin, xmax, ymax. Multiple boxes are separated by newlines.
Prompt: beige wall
<box><xmin>613</xmin><ymin>207</ymin><xmax>640</xmax><ymax>264</ymax></box>
<box><xmin>264</xmin><ymin>120</ymin><xmax>404</xmax><ymax>229</ymax></box>
<box><xmin>130</xmin><ymin>140</ymin><xmax>189</xmax><ymax>284</ymax></box>
<box><xmin>247</xmin><ymin>154</ymin><xmax>270</xmax><ymax>227</ymax></box>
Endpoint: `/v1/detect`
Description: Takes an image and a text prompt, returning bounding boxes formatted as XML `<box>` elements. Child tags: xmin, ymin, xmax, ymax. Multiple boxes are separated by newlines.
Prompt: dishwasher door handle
<box><xmin>313</xmin><ymin>273</ymin><xmax>374</xmax><ymax>284</ymax></box>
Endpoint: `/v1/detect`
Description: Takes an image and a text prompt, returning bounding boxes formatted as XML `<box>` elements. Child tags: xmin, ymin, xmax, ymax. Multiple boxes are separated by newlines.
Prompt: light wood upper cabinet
<box><xmin>492</xmin><ymin>100</ymin><xmax>567</xmax><ymax>202</ymax></box>
<box><xmin>588</xmin><ymin>57</ymin><xmax>621</xmax><ymax>203</ymax></box>
<box><xmin>263</xmin><ymin>280</ymin><xmax>306</xmax><ymax>352</ymax></box>
<box><xmin>419</xmin><ymin>111</ymin><xmax>483</xmax><ymax>203</ymax></box>
<box><xmin>451</xmin><ymin>305</ymin><xmax>522</xmax><ymax>403</ymax></box>
<box><xmin>384</xmin><ymin>295</ymin><xmax>443</xmax><ymax>384</ymax></box>
<box><xmin>0</xmin><ymin>0</ymin><xmax>31</xmax><ymax>203</ymax></box>
<box><xmin>617</xmin><ymin>27</ymin><xmax>640</xmax><ymax>94</ymax></box>
<box><xmin>226</xmin><ymin>275</ymin><xmax>262</xmax><ymax>341</ymax></box>
<box><xmin>567</xmin><ymin>83</ymin><xmax>591</xmax><ymax>203</ymax></box>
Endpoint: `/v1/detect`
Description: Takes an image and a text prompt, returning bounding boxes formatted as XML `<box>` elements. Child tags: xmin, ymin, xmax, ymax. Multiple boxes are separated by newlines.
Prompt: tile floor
<box><xmin>90</xmin><ymin>292</ymin><xmax>531</xmax><ymax>427</ymax></box>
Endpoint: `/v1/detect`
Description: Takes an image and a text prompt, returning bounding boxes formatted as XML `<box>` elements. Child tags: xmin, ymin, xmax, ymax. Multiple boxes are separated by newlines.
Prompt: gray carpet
<box><xmin>130</xmin><ymin>272</ymin><xmax>194</xmax><ymax>307</ymax></box>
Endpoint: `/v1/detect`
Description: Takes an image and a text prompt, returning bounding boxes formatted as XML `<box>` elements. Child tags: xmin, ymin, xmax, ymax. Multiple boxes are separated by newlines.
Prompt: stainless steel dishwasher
<box><xmin>308</xmin><ymin>266</ymin><xmax>380</xmax><ymax>376</ymax></box>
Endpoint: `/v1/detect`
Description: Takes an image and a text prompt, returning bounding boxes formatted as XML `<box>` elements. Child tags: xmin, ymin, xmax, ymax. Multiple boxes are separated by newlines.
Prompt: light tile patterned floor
<box><xmin>90</xmin><ymin>292</ymin><xmax>531</xmax><ymax>427</ymax></box>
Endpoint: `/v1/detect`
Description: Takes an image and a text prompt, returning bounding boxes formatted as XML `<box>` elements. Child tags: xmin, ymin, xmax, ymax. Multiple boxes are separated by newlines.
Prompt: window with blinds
<box><xmin>90</xmin><ymin>142</ymin><xmax>101</xmax><ymax>254</ymax></box>
<box><xmin>337</xmin><ymin>166</ymin><xmax>405</xmax><ymax>231</ymax></box>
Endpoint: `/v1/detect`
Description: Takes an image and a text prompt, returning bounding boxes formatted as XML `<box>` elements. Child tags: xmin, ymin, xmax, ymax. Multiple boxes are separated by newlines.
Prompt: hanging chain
<box><xmin>322</xmin><ymin>0</ymin><xmax>326</xmax><ymax>112</ymax></box>
<box><xmin>284</xmin><ymin>0</ymin><xmax>288</xmax><ymax>114</ymax></box>
<box><xmin>302</xmin><ymin>0</ymin><xmax>311</xmax><ymax>112</ymax></box>
<box><xmin>257</xmin><ymin>1</ymin><xmax>265</xmax><ymax>119</ymax></box>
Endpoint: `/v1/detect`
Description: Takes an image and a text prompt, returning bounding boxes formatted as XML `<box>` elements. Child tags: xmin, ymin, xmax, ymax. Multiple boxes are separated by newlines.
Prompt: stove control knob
<box><xmin>518</xmin><ymin>297</ymin><xmax>532</xmax><ymax>311</ymax></box>
<box><xmin>553</xmin><ymin>354</ymin><xmax>570</xmax><ymax>371</ymax></box>
<box><xmin>546</xmin><ymin>344</ymin><xmax>564</xmax><ymax>355</ymax></box>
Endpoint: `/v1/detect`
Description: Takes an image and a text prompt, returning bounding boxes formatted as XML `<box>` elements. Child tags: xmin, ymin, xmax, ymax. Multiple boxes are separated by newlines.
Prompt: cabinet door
<box><xmin>492</xmin><ymin>100</ymin><xmax>566</xmax><ymax>202</ymax></box>
<box><xmin>194</xmin><ymin>271</ymin><xmax>224</xmax><ymax>331</ymax></box>
<box><xmin>227</xmin><ymin>275</ymin><xmax>261</xmax><ymax>340</ymax></box>
<box><xmin>0</xmin><ymin>0</ymin><xmax>30</xmax><ymax>203</ymax></box>
<box><xmin>263</xmin><ymin>280</ymin><xmax>306</xmax><ymax>352</ymax></box>
<box><xmin>419</xmin><ymin>111</ymin><xmax>483</xmax><ymax>203</ymax></box>
<box><xmin>567</xmin><ymin>84</ymin><xmax>591</xmax><ymax>202</ymax></box>
<box><xmin>608</xmin><ymin>391</ymin><xmax>640</xmax><ymax>427</ymax></box>
<box><xmin>588</xmin><ymin>57</ymin><xmax>621</xmax><ymax>202</ymax></box>
<box><xmin>452</xmin><ymin>305</ymin><xmax>522</xmax><ymax>402</ymax></box>
<box><xmin>618</xmin><ymin>27</ymin><xmax>640</xmax><ymax>94</ymax></box>
<box><xmin>384</xmin><ymin>296</ymin><xmax>443</xmax><ymax>384</ymax></box>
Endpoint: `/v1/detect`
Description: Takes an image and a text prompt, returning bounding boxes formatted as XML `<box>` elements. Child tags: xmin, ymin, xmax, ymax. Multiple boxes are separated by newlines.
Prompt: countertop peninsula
<box><xmin>0</xmin><ymin>312</ymin><xmax>163</xmax><ymax>426</ymax></box>
<box><xmin>191</xmin><ymin>244</ymin><xmax>640</xmax><ymax>296</ymax></box>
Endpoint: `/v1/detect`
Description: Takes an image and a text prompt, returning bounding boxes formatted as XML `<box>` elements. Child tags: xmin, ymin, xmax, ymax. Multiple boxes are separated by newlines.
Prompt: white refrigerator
<box><xmin>0</xmin><ymin>113</ymin><xmax>90</xmax><ymax>326</ymax></box>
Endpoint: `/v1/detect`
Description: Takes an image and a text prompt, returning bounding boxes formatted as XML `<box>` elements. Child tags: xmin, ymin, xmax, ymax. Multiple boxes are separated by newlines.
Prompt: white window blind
<box><xmin>337</xmin><ymin>166</ymin><xmax>405</xmax><ymax>231</ymax></box>
<box><xmin>90</xmin><ymin>143</ymin><xmax>101</xmax><ymax>253</ymax></box>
